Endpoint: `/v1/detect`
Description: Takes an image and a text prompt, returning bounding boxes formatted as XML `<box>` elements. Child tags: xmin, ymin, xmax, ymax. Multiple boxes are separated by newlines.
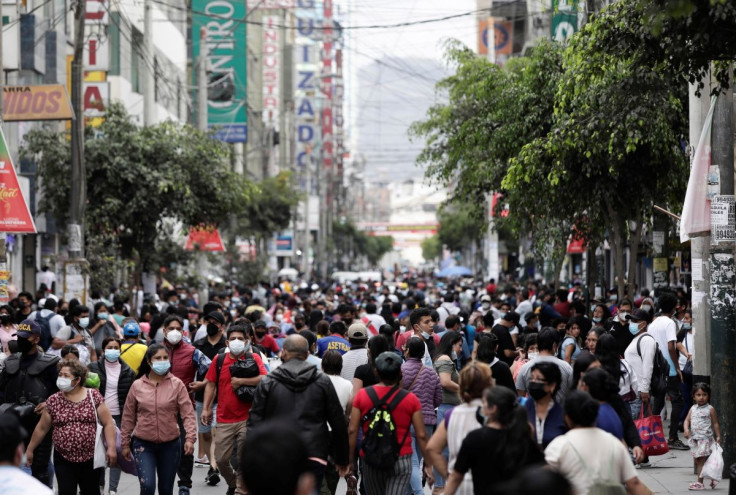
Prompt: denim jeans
<box><xmin>433</xmin><ymin>404</ymin><xmax>455</xmax><ymax>489</ymax></box>
<box><xmin>407</xmin><ymin>424</ymin><xmax>434</xmax><ymax>495</ymax></box>
<box><xmin>99</xmin><ymin>414</ymin><xmax>122</xmax><ymax>492</ymax></box>
<box><xmin>132</xmin><ymin>437</ymin><xmax>181</xmax><ymax>495</ymax></box>
<box><xmin>628</xmin><ymin>395</ymin><xmax>642</xmax><ymax>420</ymax></box>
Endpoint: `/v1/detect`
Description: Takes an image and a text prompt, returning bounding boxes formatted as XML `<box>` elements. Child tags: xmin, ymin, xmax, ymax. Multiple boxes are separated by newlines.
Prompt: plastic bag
<box><xmin>701</xmin><ymin>443</ymin><xmax>723</xmax><ymax>482</ymax></box>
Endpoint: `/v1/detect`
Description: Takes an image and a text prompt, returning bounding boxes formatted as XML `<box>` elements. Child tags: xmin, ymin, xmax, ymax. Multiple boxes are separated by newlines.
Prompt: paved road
<box><xmin>110</xmin><ymin>447</ymin><xmax>729</xmax><ymax>495</ymax></box>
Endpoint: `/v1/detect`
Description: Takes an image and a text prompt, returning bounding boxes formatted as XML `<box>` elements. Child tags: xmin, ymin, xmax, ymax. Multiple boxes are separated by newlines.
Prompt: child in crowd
<box><xmin>684</xmin><ymin>383</ymin><xmax>721</xmax><ymax>490</ymax></box>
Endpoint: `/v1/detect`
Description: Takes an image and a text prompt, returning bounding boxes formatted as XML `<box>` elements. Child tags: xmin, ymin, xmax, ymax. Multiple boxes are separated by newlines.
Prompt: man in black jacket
<box><xmin>248</xmin><ymin>334</ymin><xmax>349</xmax><ymax>488</ymax></box>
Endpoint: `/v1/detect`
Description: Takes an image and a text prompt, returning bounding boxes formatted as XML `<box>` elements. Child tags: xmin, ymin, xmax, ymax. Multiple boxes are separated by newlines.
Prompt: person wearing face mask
<box><xmin>14</xmin><ymin>292</ymin><xmax>35</xmax><ymax>324</ymax></box>
<box><xmin>525</xmin><ymin>362</ymin><xmax>566</xmax><ymax>449</ymax></box>
<box><xmin>121</xmin><ymin>344</ymin><xmax>197</xmax><ymax>495</ymax></box>
<box><xmin>27</xmin><ymin>358</ymin><xmax>118</xmax><ymax>495</ymax></box>
<box><xmin>192</xmin><ymin>314</ymin><xmax>227</xmax><ymax>483</ymax></box>
<box><xmin>0</xmin><ymin>412</ymin><xmax>53</xmax><ymax>495</ymax></box>
<box><xmin>622</xmin><ymin>309</ymin><xmax>656</xmax><ymax>421</ymax></box>
<box><xmin>0</xmin><ymin>319</ymin><xmax>59</xmax><ymax>487</ymax></box>
<box><xmin>88</xmin><ymin>337</ymin><xmax>135</xmax><ymax>495</ymax></box>
<box><xmin>50</xmin><ymin>305</ymin><xmax>94</xmax><ymax>365</ymax></box>
<box><xmin>515</xmin><ymin>328</ymin><xmax>573</xmax><ymax>404</ymax></box>
<box><xmin>161</xmin><ymin>314</ymin><xmax>211</xmax><ymax>495</ymax></box>
<box><xmin>590</xmin><ymin>303</ymin><xmax>612</xmax><ymax>328</ymax></box>
<box><xmin>511</xmin><ymin>333</ymin><xmax>538</xmax><ymax>382</ymax></box>
<box><xmin>88</xmin><ymin>303</ymin><xmax>120</xmax><ymax>355</ymax></box>
<box><xmin>27</xmin><ymin>298</ymin><xmax>66</xmax><ymax>352</ymax></box>
<box><xmin>676</xmin><ymin>310</ymin><xmax>694</xmax><ymax>431</ymax></box>
<box><xmin>251</xmin><ymin>320</ymin><xmax>280</xmax><ymax>357</ymax></box>
<box><xmin>606</xmin><ymin>298</ymin><xmax>634</xmax><ymax>356</ymax></box>
<box><xmin>201</xmin><ymin>324</ymin><xmax>267</xmax><ymax>495</ymax></box>
<box><xmin>0</xmin><ymin>304</ymin><xmax>18</xmax><ymax>353</ymax></box>
<box><xmin>191</xmin><ymin>303</ymin><xmax>225</xmax><ymax>342</ymax></box>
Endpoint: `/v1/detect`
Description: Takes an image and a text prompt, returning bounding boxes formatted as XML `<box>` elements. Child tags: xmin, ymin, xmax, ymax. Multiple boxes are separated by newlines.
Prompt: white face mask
<box><xmin>228</xmin><ymin>339</ymin><xmax>249</xmax><ymax>356</ymax></box>
<box><xmin>79</xmin><ymin>317</ymin><xmax>90</xmax><ymax>329</ymax></box>
<box><xmin>618</xmin><ymin>312</ymin><xmax>629</xmax><ymax>322</ymax></box>
<box><xmin>527</xmin><ymin>352</ymin><xmax>539</xmax><ymax>360</ymax></box>
<box><xmin>166</xmin><ymin>330</ymin><xmax>183</xmax><ymax>345</ymax></box>
<box><xmin>56</xmin><ymin>377</ymin><xmax>76</xmax><ymax>392</ymax></box>
<box><xmin>641</xmin><ymin>304</ymin><xmax>652</xmax><ymax>312</ymax></box>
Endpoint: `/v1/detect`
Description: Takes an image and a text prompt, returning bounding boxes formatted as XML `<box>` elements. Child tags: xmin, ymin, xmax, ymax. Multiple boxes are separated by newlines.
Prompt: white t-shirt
<box><xmin>327</xmin><ymin>374</ymin><xmax>353</xmax><ymax>412</ymax></box>
<box><xmin>678</xmin><ymin>331</ymin><xmax>694</xmax><ymax>371</ymax></box>
<box><xmin>647</xmin><ymin>316</ymin><xmax>677</xmax><ymax>377</ymax></box>
<box><xmin>545</xmin><ymin>428</ymin><xmax>638</xmax><ymax>495</ymax></box>
<box><xmin>0</xmin><ymin>466</ymin><xmax>53</xmax><ymax>495</ymax></box>
<box><xmin>624</xmin><ymin>333</ymin><xmax>657</xmax><ymax>394</ymax></box>
<box><xmin>516</xmin><ymin>300</ymin><xmax>533</xmax><ymax>326</ymax></box>
<box><xmin>28</xmin><ymin>309</ymin><xmax>66</xmax><ymax>338</ymax></box>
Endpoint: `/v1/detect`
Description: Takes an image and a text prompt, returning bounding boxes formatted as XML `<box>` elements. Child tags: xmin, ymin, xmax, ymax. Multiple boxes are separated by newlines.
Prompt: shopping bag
<box><xmin>701</xmin><ymin>444</ymin><xmax>723</xmax><ymax>482</ymax></box>
<box><xmin>102</xmin><ymin>424</ymin><xmax>138</xmax><ymax>476</ymax></box>
<box><xmin>634</xmin><ymin>405</ymin><xmax>669</xmax><ymax>457</ymax></box>
<box><xmin>89</xmin><ymin>390</ymin><xmax>107</xmax><ymax>469</ymax></box>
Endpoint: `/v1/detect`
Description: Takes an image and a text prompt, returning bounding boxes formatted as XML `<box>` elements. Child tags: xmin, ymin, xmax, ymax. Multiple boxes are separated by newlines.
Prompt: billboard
<box><xmin>192</xmin><ymin>0</ymin><xmax>248</xmax><ymax>143</ymax></box>
<box><xmin>552</xmin><ymin>0</ymin><xmax>579</xmax><ymax>41</ymax></box>
<box><xmin>0</xmin><ymin>128</ymin><xmax>36</xmax><ymax>233</ymax></box>
<box><xmin>2</xmin><ymin>85</ymin><xmax>74</xmax><ymax>121</ymax></box>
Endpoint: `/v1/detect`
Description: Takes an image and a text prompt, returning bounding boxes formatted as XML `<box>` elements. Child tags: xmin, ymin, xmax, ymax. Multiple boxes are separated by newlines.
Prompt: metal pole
<box><xmin>197</xmin><ymin>55</ymin><xmax>207</xmax><ymax>131</ymax></box>
<box><xmin>69</xmin><ymin>0</ymin><xmax>86</xmax><ymax>260</ymax></box>
<box><xmin>303</xmin><ymin>152</ymin><xmax>311</xmax><ymax>281</ymax></box>
<box><xmin>0</xmin><ymin>0</ymin><xmax>6</xmax><ymax>268</ymax></box>
<box><xmin>143</xmin><ymin>0</ymin><xmax>155</xmax><ymax>126</ymax></box>
<box><xmin>708</xmin><ymin>74</ymin><xmax>735</xmax><ymax>473</ymax></box>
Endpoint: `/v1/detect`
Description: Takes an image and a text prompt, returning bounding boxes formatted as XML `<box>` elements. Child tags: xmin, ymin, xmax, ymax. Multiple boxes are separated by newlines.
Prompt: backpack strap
<box><xmin>636</xmin><ymin>333</ymin><xmax>657</xmax><ymax>358</ymax></box>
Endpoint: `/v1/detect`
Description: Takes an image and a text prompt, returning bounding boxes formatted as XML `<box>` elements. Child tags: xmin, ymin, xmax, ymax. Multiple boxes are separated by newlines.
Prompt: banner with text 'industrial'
<box><xmin>192</xmin><ymin>0</ymin><xmax>247</xmax><ymax>143</ymax></box>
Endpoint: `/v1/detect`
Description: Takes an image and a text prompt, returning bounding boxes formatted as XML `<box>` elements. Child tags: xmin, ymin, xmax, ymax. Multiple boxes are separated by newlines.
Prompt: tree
<box><xmin>421</xmin><ymin>235</ymin><xmax>442</xmax><ymax>262</ymax></box>
<box><xmin>22</xmin><ymin>104</ymin><xmax>254</xmax><ymax>287</ymax></box>
<box><xmin>436</xmin><ymin>202</ymin><xmax>486</xmax><ymax>254</ymax></box>
<box><xmin>332</xmin><ymin>219</ymin><xmax>394</xmax><ymax>269</ymax></box>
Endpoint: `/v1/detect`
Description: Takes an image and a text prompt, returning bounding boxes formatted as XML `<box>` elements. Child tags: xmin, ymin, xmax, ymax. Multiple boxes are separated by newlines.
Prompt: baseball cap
<box><xmin>13</xmin><ymin>319</ymin><xmax>41</xmax><ymax>338</ymax></box>
<box><xmin>205</xmin><ymin>311</ymin><xmax>225</xmax><ymax>325</ymax></box>
<box><xmin>347</xmin><ymin>323</ymin><xmax>369</xmax><ymax>340</ymax></box>
<box><xmin>374</xmin><ymin>352</ymin><xmax>402</xmax><ymax>374</ymax></box>
<box><xmin>254</xmin><ymin>320</ymin><xmax>268</xmax><ymax>330</ymax></box>
<box><xmin>502</xmin><ymin>311</ymin><xmax>521</xmax><ymax>325</ymax></box>
<box><xmin>625</xmin><ymin>309</ymin><xmax>650</xmax><ymax>323</ymax></box>
<box><xmin>123</xmin><ymin>321</ymin><xmax>140</xmax><ymax>337</ymax></box>
<box><xmin>480</xmin><ymin>295</ymin><xmax>491</xmax><ymax>303</ymax></box>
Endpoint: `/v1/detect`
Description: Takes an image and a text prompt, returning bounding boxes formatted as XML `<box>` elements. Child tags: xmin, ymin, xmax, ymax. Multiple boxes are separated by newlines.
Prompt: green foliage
<box><xmin>421</xmin><ymin>235</ymin><xmax>442</xmax><ymax>261</ymax></box>
<box><xmin>22</xmin><ymin>104</ymin><xmax>254</xmax><ymax>281</ymax></box>
<box><xmin>237</xmin><ymin>171</ymin><xmax>301</xmax><ymax>237</ymax></box>
<box><xmin>436</xmin><ymin>201</ymin><xmax>487</xmax><ymax>253</ymax></box>
<box><xmin>332</xmin><ymin>219</ymin><xmax>394</xmax><ymax>268</ymax></box>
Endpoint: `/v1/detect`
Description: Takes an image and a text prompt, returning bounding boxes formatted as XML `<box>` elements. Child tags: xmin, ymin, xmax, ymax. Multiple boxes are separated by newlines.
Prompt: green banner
<box><xmin>551</xmin><ymin>0</ymin><xmax>579</xmax><ymax>42</ymax></box>
<box><xmin>192</xmin><ymin>0</ymin><xmax>247</xmax><ymax>142</ymax></box>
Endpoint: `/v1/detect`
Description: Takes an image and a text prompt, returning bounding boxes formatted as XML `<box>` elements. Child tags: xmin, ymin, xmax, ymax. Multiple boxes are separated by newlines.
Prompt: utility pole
<box><xmin>197</xmin><ymin>54</ymin><xmax>207</xmax><ymax>132</ymax></box>
<box><xmin>708</xmin><ymin>74</ymin><xmax>735</xmax><ymax>473</ymax></box>
<box><xmin>689</xmin><ymin>81</ymin><xmax>712</xmax><ymax>387</ymax></box>
<box><xmin>142</xmin><ymin>0</ymin><xmax>155</xmax><ymax>126</ymax></box>
<box><xmin>303</xmin><ymin>151</ymin><xmax>312</xmax><ymax>281</ymax></box>
<box><xmin>69</xmin><ymin>0</ymin><xmax>86</xmax><ymax>260</ymax></box>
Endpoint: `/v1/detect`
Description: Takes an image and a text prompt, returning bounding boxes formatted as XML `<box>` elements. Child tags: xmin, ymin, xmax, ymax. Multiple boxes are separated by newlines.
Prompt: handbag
<box><xmin>682</xmin><ymin>336</ymin><xmax>693</xmax><ymax>375</ymax></box>
<box><xmin>89</xmin><ymin>389</ymin><xmax>107</xmax><ymax>469</ymax></box>
<box><xmin>634</xmin><ymin>404</ymin><xmax>669</xmax><ymax>457</ymax></box>
<box><xmin>701</xmin><ymin>443</ymin><xmax>723</xmax><ymax>482</ymax></box>
<box><xmin>229</xmin><ymin>353</ymin><xmax>260</xmax><ymax>403</ymax></box>
<box><xmin>101</xmin><ymin>423</ymin><xmax>138</xmax><ymax>476</ymax></box>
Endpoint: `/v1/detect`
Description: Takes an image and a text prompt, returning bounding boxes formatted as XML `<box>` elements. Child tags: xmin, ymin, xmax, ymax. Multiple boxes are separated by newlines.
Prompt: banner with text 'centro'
<box><xmin>192</xmin><ymin>0</ymin><xmax>248</xmax><ymax>143</ymax></box>
<box><xmin>0</xmin><ymin>128</ymin><xmax>36</xmax><ymax>233</ymax></box>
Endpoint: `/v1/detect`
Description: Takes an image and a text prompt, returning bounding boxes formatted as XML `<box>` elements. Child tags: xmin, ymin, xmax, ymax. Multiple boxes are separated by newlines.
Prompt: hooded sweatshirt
<box><xmin>247</xmin><ymin>358</ymin><xmax>349</xmax><ymax>465</ymax></box>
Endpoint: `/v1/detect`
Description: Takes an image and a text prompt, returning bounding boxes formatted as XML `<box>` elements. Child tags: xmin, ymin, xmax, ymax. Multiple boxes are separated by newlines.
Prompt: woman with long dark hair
<box><xmin>475</xmin><ymin>333</ymin><xmax>516</xmax><ymax>392</ymax></box>
<box><xmin>352</xmin><ymin>334</ymin><xmax>390</xmax><ymax>393</ymax></box>
<box><xmin>444</xmin><ymin>387</ymin><xmax>543</xmax><ymax>495</ymax></box>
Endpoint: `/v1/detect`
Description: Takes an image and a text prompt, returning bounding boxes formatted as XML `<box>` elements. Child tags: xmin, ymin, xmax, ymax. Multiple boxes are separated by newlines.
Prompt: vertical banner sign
<box><xmin>192</xmin><ymin>0</ymin><xmax>248</xmax><ymax>143</ymax></box>
<box><xmin>295</xmin><ymin>1</ymin><xmax>317</xmax><ymax>174</ymax></box>
<box><xmin>321</xmin><ymin>0</ymin><xmax>334</xmax><ymax>172</ymax></box>
<box><xmin>551</xmin><ymin>0</ymin><xmax>578</xmax><ymax>41</ymax></box>
<box><xmin>493</xmin><ymin>18</ymin><xmax>513</xmax><ymax>56</ymax></box>
<box><xmin>262</xmin><ymin>16</ymin><xmax>280</xmax><ymax>124</ymax></box>
<box><xmin>334</xmin><ymin>49</ymin><xmax>344</xmax><ymax>176</ymax></box>
<box><xmin>0</xmin><ymin>128</ymin><xmax>36</xmax><ymax>233</ymax></box>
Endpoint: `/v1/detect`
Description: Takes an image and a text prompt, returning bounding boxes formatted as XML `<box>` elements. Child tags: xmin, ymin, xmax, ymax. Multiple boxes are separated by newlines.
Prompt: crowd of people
<box><xmin>0</xmin><ymin>277</ymin><xmax>720</xmax><ymax>495</ymax></box>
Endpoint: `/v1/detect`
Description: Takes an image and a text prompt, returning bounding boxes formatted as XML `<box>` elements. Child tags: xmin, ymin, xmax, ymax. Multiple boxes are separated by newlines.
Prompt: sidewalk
<box><xmin>636</xmin><ymin>448</ymin><xmax>730</xmax><ymax>494</ymax></box>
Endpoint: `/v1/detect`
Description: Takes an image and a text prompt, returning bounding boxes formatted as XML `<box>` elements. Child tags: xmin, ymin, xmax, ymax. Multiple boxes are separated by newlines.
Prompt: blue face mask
<box><xmin>628</xmin><ymin>322</ymin><xmax>641</xmax><ymax>335</ymax></box>
<box><xmin>421</xmin><ymin>332</ymin><xmax>431</xmax><ymax>340</ymax></box>
<box><xmin>683</xmin><ymin>323</ymin><xmax>692</xmax><ymax>331</ymax></box>
<box><xmin>151</xmin><ymin>361</ymin><xmax>171</xmax><ymax>375</ymax></box>
<box><xmin>592</xmin><ymin>317</ymin><xmax>602</xmax><ymax>323</ymax></box>
<box><xmin>104</xmin><ymin>349</ymin><xmax>120</xmax><ymax>362</ymax></box>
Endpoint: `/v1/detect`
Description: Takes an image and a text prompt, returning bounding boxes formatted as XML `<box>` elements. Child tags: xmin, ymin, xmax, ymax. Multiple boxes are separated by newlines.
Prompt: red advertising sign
<box><xmin>0</xmin><ymin>129</ymin><xmax>36</xmax><ymax>233</ymax></box>
<box><xmin>185</xmin><ymin>225</ymin><xmax>225</xmax><ymax>252</ymax></box>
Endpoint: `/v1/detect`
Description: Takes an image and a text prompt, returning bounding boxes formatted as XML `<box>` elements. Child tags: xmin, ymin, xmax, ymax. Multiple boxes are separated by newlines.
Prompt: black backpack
<box><xmin>360</xmin><ymin>385</ymin><xmax>410</xmax><ymax>470</ymax></box>
<box><xmin>36</xmin><ymin>311</ymin><xmax>55</xmax><ymax>351</ymax></box>
<box><xmin>636</xmin><ymin>334</ymin><xmax>670</xmax><ymax>396</ymax></box>
<box><xmin>215</xmin><ymin>351</ymin><xmax>256</xmax><ymax>403</ymax></box>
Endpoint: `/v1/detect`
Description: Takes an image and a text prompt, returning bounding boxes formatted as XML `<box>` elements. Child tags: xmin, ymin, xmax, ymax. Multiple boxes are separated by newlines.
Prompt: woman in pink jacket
<box><xmin>121</xmin><ymin>344</ymin><xmax>197</xmax><ymax>495</ymax></box>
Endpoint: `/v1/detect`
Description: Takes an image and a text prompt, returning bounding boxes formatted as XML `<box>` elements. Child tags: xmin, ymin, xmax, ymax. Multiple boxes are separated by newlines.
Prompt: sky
<box><xmin>345</xmin><ymin>0</ymin><xmax>477</xmax><ymax>182</ymax></box>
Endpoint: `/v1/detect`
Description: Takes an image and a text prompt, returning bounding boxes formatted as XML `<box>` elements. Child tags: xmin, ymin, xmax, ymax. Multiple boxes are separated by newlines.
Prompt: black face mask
<box><xmin>16</xmin><ymin>336</ymin><xmax>34</xmax><ymax>354</ymax></box>
<box><xmin>255</xmin><ymin>331</ymin><xmax>267</xmax><ymax>339</ymax></box>
<box><xmin>295</xmin><ymin>322</ymin><xmax>305</xmax><ymax>329</ymax></box>
<box><xmin>206</xmin><ymin>324</ymin><xmax>220</xmax><ymax>337</ymax></box>
<box><xmin>0</xmin><ymin>314</ymin><xmax>10</xmax><ymax>324</ymax></box>
<box><xmin>527</xmin><ymin>382</ymin><xmax>548</xmax><ymax>401</ymax></box>
<box><xmin>17</xmin><ymin>302</ymin><xmax>27</xmax><ymax>310</ymax></box>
